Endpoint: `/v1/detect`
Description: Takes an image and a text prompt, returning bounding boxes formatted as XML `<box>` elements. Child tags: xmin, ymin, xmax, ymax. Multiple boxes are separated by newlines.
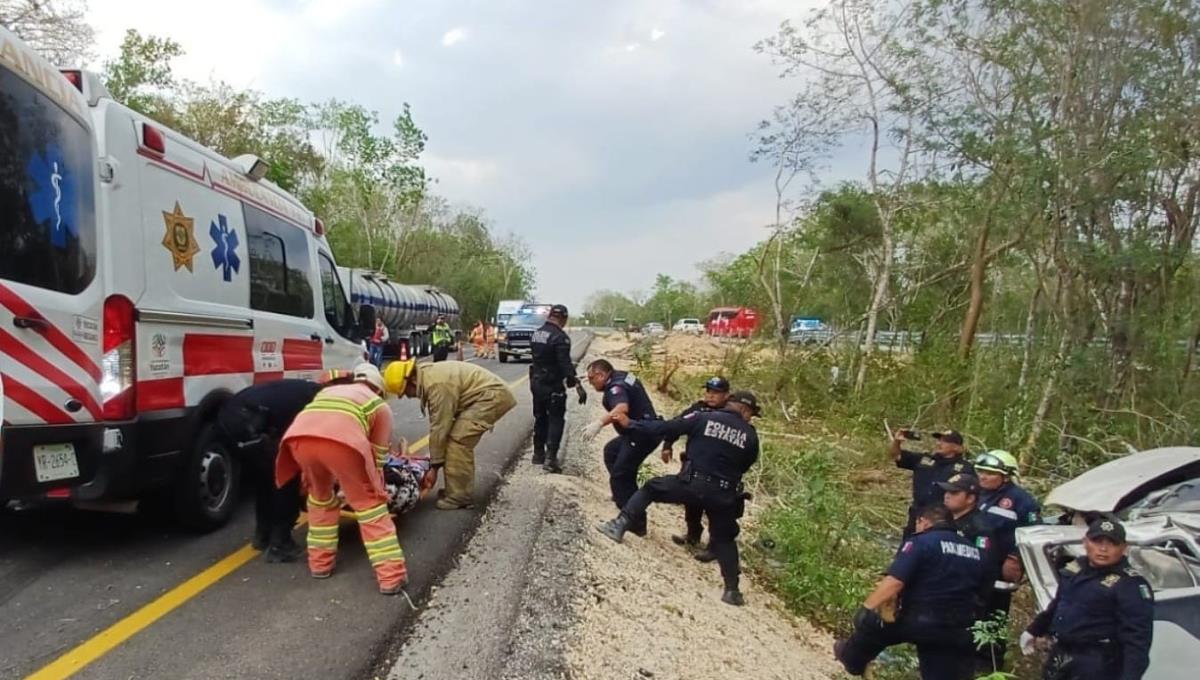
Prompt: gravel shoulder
<box><xmin>387</xmin><ymin>335</ymin><xmax>839</xmax><ymax>680</ymax></box>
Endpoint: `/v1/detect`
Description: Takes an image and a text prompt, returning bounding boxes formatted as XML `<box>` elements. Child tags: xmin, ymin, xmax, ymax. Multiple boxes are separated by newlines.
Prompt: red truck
<box><xmin>706</xmin><ymin>307</ymin><xmax>760</xmax><ymax>338</ymax></box>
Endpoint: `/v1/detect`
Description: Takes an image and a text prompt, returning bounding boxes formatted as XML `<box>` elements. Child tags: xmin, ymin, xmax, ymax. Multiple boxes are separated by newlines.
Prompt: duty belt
<box><xmin>687</xmin><ymin>470</ymin><xmax>735</xmax><ymax>490</ymax></box>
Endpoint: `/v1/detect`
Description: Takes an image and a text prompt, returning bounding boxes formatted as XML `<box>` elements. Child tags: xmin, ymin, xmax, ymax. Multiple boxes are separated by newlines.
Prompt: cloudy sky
<box><xmin>87</xmin><ymin>0</ymin><xmax>826</xmax><ymax>311</ymax></box>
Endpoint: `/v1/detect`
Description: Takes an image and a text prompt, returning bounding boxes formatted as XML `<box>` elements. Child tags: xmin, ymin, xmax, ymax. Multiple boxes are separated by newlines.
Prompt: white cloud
<box><xmin>650</xmin><ymin>27</ymin><xmax>666</xmax><ymax>41</ymax></box>
<box><xmin>441</xmin><ymin>27</ymin><xmax>467</xmax><ymax>46</ymax></box>
<box><xmin>424</xmin><ymin>153</ymin><xmax>500</xmax><ymax>186</ymax></box>
<box><xmin>392</xmin><ymin>49</ymin><xmax>405</xmax><ymax>68</ymax></box>
<box><xmin>624</xmin><ymin>43</ymin><xmax>640</xmax><ymax>52</ymax></box>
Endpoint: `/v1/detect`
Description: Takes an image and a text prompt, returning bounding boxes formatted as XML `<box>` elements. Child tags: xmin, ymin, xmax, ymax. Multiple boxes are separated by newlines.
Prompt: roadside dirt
<box><xmin>386</xmin><ymin>332</ymin><xmax>838</xmax><ymax>679</ymax></box>
<box><xmin>563</xmin><ymin>334</ymin><xmax>838</xmax><ymax>680</ymax></box>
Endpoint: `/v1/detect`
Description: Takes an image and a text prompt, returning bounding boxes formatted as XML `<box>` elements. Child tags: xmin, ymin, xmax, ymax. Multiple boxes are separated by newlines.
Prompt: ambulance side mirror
<box><xmin>358</xmin><ymin>304</ymin><xmax>377</xmax><ymax>337</ymax></box>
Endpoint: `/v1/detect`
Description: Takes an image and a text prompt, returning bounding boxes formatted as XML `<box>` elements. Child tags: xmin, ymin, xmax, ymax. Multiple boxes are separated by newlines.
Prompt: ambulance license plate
<box><xmin>33</xmin><ymin>443</ymin><xmax>80</xmax><ymax>483</ymax></box>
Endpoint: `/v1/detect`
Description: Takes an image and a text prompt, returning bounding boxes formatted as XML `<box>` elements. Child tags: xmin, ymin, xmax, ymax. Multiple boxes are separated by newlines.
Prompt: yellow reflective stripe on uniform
<box><xmin>368</xmin><ymin>548</ymin><xmax>405</xmax><ymax>565</ymax></box>
<box><xmin>361</xmin><ymin>397</ymin><xmax>386</xmax><ymax>415</ymax></box>
<box><xmin>307</xmin><ymin>495</ymin><xmax>339</xmax><ymax>509</ymax></box>
<box><xmin>307</xmin><ymin>536</ymin><xmax>338</xmax><ymax>549</ymax></box>
<box><xmin>355</xmin><ymin>504</ymin><xmax>390</xmax><ymax>523</ymax></box>
<box><xmin>363</xmin><ymin>535</ymin><xmax>401</xmax><ymax>550</ymax></box>
<box><xmin>307</xmin><ymin>525</ymin><xmax>339</xmax><ymax>537</ymax></box>
<box><xmin>304</xmin><ymin>400</ymin><xmax>369</xmax><ymax>431</ymax></box>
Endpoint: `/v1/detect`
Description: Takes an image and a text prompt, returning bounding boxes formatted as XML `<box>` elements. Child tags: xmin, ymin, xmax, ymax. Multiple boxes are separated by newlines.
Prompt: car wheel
<box><xmin>172</xmin><ymin>421</ymin><xmax>240</xmax><ymax>532</ymax></box>
<box><xmin>499</xmin><ymin>352</ymin><xmax>509</xmax><ymax>364</ymax></box>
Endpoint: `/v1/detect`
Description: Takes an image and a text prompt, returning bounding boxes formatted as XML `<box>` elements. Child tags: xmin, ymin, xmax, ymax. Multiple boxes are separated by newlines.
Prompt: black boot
<box><xmin>671</xmin><ymin>533</ymin><xmax>702</xmax><ymax>550</ymax></box>
<box><xmin>721</xmin><ymin>579</ymin><xmax>745</xmax><ymax>606</ymax></box>
<box><xmin>596</xmin><ymin>513</ymin><xmax>631</xmax><ymax>543</ymax></box>
<box><xmin>542</xmin><ymin>454</ymin><xmax>562</xmax><ymax>473</ymax></box>
<box><xmin>694</xmin><ymin>546</ymin><xmax>717</xmax><ymax>563</ymax></box>
<box><xmin>265</xmin><ymin>527</ymin><xmax>302</xmax><ymax>563</ymax></box>
<box><xmin>252</xmin><ymin>525</ymin><xmax>271</xmax><ymax>551</ymax></box>
<box><xmin>531</xmin><ymin>447</ymin><xmax>546</xmax><ymax>465</ymax></box>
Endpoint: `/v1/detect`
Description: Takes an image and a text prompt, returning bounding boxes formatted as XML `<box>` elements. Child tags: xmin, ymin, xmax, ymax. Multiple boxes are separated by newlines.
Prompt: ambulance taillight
<box><xmin>101</xmin><ymin>295</ymin><xmax>137</xmax><ymax>420</ymax></box>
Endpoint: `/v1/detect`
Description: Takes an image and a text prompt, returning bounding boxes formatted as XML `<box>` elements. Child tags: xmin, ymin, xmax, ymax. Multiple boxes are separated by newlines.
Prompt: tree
<box><xmin>1</xmin><ymin>0</ymin><xmax>94</xmax><ymax>64</ymax></box>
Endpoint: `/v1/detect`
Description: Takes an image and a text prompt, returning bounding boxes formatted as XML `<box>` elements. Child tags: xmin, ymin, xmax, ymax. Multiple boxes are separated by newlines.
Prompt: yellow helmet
<box><xmin>383</xmin><ymin>359</ymin><xmax>416</xmax><ymax>395</ymax></box>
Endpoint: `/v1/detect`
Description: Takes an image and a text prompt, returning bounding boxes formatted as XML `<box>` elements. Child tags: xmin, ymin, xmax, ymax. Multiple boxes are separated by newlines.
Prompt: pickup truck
<box><xmin>496</xmin><ymin>311</ymin><xmax>547</xmax><ymax>363</ymax></box>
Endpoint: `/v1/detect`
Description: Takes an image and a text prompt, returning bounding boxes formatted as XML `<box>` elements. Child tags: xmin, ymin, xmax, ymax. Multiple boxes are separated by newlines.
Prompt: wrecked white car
<box><xmin>1016</xmin><ymin>447</ymin><xmax>1200</xmax><ymax>680</ymax></box>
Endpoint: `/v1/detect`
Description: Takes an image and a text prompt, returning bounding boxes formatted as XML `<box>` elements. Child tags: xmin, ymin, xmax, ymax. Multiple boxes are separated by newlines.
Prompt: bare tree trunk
<box><xmin>1017</xmin><ymin>284</ymin><xmax>1042</xmax><ymax>391</ymax></box>
<box><xmin>855</xmin><ymin>227</ymin><xmax>893</xmax><ymax>393</ymax></box>
<box><xmin>1021</xmin><ymin>330</ymin><xmax>1071</xmax><ymax>473</ymax></box>
<box><xmin>959</xmin><ymin>224</ymin><xmax>990</xmax><ymax>358</ymax></box>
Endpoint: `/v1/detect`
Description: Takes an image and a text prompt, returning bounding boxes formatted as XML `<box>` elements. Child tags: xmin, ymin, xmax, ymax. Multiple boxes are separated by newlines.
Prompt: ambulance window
<box><xmin>0</xmin><ymin>67</ymin><xmax>97</xmax><ymax>294</ymax></box>
<box><xmin>318</xmin><ymin>252</ymin><xmax>349</xmax><ymax>334</ymax></box>
<box><xmin>245</xmin><ymin>205</ymin><xmax>314</xmax><ymax>318</ymax></box>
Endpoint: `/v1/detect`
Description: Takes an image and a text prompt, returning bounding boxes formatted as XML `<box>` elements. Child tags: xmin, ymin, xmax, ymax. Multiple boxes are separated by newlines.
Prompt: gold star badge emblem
<box><xmin>161</xmin><ymin>202</ymin><xmax>200</xmax><ymax>272</ymax></box>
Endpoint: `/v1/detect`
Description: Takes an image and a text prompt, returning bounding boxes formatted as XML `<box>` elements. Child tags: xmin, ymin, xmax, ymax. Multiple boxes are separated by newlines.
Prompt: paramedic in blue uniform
<box><xmin>528</xmin><ymin>304</ymin><xmax>585</xmax><ymax>473</ymax></box>
<box><xmin>215</xmin><ymin>370</ymin><xmax>353</xmax><ymax>562</ymax></box>
<box><xmin>581</xmin><ymin>359</ymin><xmax>660</xmax><ymax>536</ymax></box>
<box><xmin>596</xmin><ymin>391</ymin><xmax>761</xmax><ymax>607</ymax></box>
<box><xmin>973</xmin><ymin>449</ymin><xmax>1042</xmax><ymax>670</ymax></box>
<box><xmin>662</xmin><ymin>376</ymin><xmax>731</xmax><ymax>560</ymax></box>
<box><xmin>1021</xmin><ymin>517</ymin><xmax>1154</xmax><ymax>680</ymax></box>
<box><xmin>834</xmin><ymin>504</ymin><xmax>983</xmax><ymax>680</ymax></box>
<box><xmin>890</xmin><ymin>428</ymin><xmax>974</xmax><ymax>538</ymax></box>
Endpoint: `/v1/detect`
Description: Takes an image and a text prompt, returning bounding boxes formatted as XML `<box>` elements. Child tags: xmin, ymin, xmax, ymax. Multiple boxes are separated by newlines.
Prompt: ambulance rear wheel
<box><xmin>173</xmin><ymin>422</ymin><xmax>240</xmax><ymax>532</ymax></box>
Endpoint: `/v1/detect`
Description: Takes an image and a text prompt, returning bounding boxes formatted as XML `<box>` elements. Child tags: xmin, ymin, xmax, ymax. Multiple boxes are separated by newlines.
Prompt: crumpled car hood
<box><xmin>1045</xmin><ymin>447</ymin><xmax>1200</xmax><ymax>513</ymax></box>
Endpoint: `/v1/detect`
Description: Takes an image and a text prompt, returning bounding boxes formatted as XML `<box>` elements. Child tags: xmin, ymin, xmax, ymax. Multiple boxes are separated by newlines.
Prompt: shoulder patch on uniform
<box><xmin>624</xmin><ymin>373</ymin><xmax>636</xmax><ymax>386</ymax></box>
<box><xmin>1139</xmin><ymin>584</ymin><xmax>1153</xmax><ymax>601</ymax></box>
<box><xmin>1101</xmin><ymin>573</ymin><xmax>1122</xmax><ymax>588</ymax></box>
<box><xmin>609</xmin><ymin>386</ymin><xmax>622</xmax><ymax>395</ymax></box>
<box><xmin>901</xmin><ymin>541</ymin><xmax>914</xmax><ymax>553</ymax></box>
<box><xmin>953</xmin><ymin>463</ymin><xmax>964</xmax><ymax>471</ymax></box>
<box><xmin>975</xmin><ymin>536</ymin><xmax>990</xmax><ymax>551</ymax></box>
<box><xmin>919</xmin><ymin>457</ymin><xmax>935</xmax><ymax>467</ymax></box>
<box><xmin>1065</xmin><ymin>560</ymin><xmax>1082</xmax><ymax>574</ymax></box>
<box><xmin>999</xmin><ymin>497</ymin><xmax>1013</xmax><ymax>509</ymax></box>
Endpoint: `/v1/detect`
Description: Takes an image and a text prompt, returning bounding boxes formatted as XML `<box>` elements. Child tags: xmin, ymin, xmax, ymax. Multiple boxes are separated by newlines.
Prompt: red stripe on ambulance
<box><xmin>182</xmin><ymin>334</ymin><xmax>254</xmax><ymax>376</ymax></box>
<box><xmin>282</xmin><ymin>339</ymin><xmax>323</xmax><ymax>370</ymax></box>
<box><xmin>0</xmin><ymin>373</ymin><xmax>75</xmax><ymax>424</ymax></box>
<box><xmin>137</xmin><ymin>377</ymin><xmax>186</xmax><ymax>411</ymax></box>
<box><xmin>0</xmin><ymin>328</ymin><xmax>102</xmax><ymax>419</ymax></box>
<box><xmin>0</xmin><ymin>282</ymin><xmax>102</xmax><ymax>383</ymax></box>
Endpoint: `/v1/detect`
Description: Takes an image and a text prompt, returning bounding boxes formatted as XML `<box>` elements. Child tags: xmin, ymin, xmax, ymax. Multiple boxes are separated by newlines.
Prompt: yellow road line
<box><xmin>25</xmin><ymin>544</ymin><xmax>260</xmax><ymax>680</ymax></box>
<box><xmin>27</xmin><ymin>376</ymin><xmax>522</xmax><ymax>679</ymax></box>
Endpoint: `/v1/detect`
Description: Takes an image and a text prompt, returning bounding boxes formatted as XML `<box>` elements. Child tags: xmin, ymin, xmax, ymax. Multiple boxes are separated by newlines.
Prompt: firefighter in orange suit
<box><xmin>384</xmin><ymin>358</ymin><xmax>516</xmax><ymax>510</ymax></box>
<box><xmin>276</xmin><ymin>363</ymin><xmax>407</xmax><ymax>595</ymax></box>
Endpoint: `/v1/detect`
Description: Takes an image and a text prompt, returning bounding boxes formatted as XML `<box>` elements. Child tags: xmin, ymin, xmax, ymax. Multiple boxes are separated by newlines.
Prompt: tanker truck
<box><xmin>338</xmin><ymin>268</ymin><xmax>461</xmax><ymax>357</ymax></box>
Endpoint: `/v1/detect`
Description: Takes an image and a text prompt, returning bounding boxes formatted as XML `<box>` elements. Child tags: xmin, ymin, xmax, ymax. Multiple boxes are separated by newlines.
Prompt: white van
<box><xmin>0</xmin><ymin>27</ymin><xmax>373</xmax><ymax>529</ymax></box>
<box><xmin>495</xmin><ymin>299</ymin><xmax>525</xmax><ymax>330</ymax></box>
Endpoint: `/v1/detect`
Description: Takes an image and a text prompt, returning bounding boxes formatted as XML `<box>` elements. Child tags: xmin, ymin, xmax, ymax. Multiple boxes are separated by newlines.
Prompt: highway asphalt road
<box><xmin>0</xmin><ymin>332</ymin><xmax>588</xmax><ymax>680</ymax></box>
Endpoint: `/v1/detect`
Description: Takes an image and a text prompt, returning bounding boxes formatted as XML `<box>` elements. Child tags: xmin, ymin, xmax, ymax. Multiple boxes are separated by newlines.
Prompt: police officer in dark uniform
<box><xmin>834</xmin><ymin>504</ymin><xmax>983</xmax><ymax>679</ymax></box>
<box><xmin>974</xmin><ymin>449</ymin><xmax>1042</xmax><ymax>670</ymax></box>
<box><xmin>938</xmin><ymin>473</ymin><xmax>1003</xmax><ymax>610</ymax></box>
<box><xmin>596</xmin><ymin>391</ymin><xmax>761</xmax><ymax>606</ymax></box>
<box><xmin>581</xmin><ymin>359</ymin><xmax>660</xmax><ymax>535</ymax></box>
<box><xmin>891</xmin><ymin>428</ymin><xmax>974</xmax><ymax>538</ymax></box>
<box><xmin>215</xmin><ymin>370</ymin><xmax>353</xmax><ymax>562</ymax></box>
<box><xmin>662</xmin><ymin>376</ymin><xmax>731</xmax><ymax>558</ymax></box>
<box><xmin>1021</xmin><ymin>517</ymin><xmax>1154</xmax><ymax>680</ymax></box>
<box><xmin>529</xmin><ymin>304</ymin><xmax>585</xmax><ymax>473</ymax></box>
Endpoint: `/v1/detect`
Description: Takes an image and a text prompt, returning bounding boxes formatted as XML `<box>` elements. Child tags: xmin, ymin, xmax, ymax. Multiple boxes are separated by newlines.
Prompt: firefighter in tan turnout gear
<box><xmin>385</xmin><ymin>358</ymin><xmax>516</xmax><ymax>509</ymax></box>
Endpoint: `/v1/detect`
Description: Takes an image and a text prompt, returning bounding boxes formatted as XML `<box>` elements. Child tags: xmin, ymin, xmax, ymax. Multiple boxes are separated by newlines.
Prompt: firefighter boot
<box><xmin>542</xmin><ymin>453</ymin><xmax>562</xmax><ymax>474</ymax></box>
<box><xmin>596</xmin><ymin>513</ymin><xmax>631</xmax><ymax>544</ymax></box>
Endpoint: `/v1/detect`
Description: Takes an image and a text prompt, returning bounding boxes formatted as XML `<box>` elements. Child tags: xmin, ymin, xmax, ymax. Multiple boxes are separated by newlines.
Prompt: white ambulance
<box><xmin>0</xmin><ymin>27</ymin><xmax>375</xmax><ymax>530</ymax></box>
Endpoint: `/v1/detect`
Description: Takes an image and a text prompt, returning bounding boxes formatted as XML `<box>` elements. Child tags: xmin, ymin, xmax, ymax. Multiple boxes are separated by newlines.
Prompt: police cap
<box><xmin>549</xmin><ymin>304</ymin><xmax>569</xmax><ymax>319</ymax></box>
<box><xmin>933</xmin><ymin>429</ymin><xmax>964</xmax><ymax>445</ymax></box>
<box><xmin>936</xmin><ymin>473</ymin><xmax>980</xmax><ymax>495</ymax></box>
<box><xmin>1086</xmin><ymin>517</ymin><xmax>1127</xmax><ymax>544</ymax></box>
<box><xmin>704</xmin><ymin>376</ymin><xmax>731</xmax><ymax>393</ymax></box>
<box><xmin>728</xmin><ymin>390</ymin><xmax>761</xmax><ymax>416</ymax></box>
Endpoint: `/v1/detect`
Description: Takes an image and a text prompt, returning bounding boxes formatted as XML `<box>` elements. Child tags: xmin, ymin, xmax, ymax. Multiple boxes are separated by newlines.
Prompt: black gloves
<box><xmin>575</xmin><ymin>383</ymin><xmax>587</xmax><ymax>404</ymax></box>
